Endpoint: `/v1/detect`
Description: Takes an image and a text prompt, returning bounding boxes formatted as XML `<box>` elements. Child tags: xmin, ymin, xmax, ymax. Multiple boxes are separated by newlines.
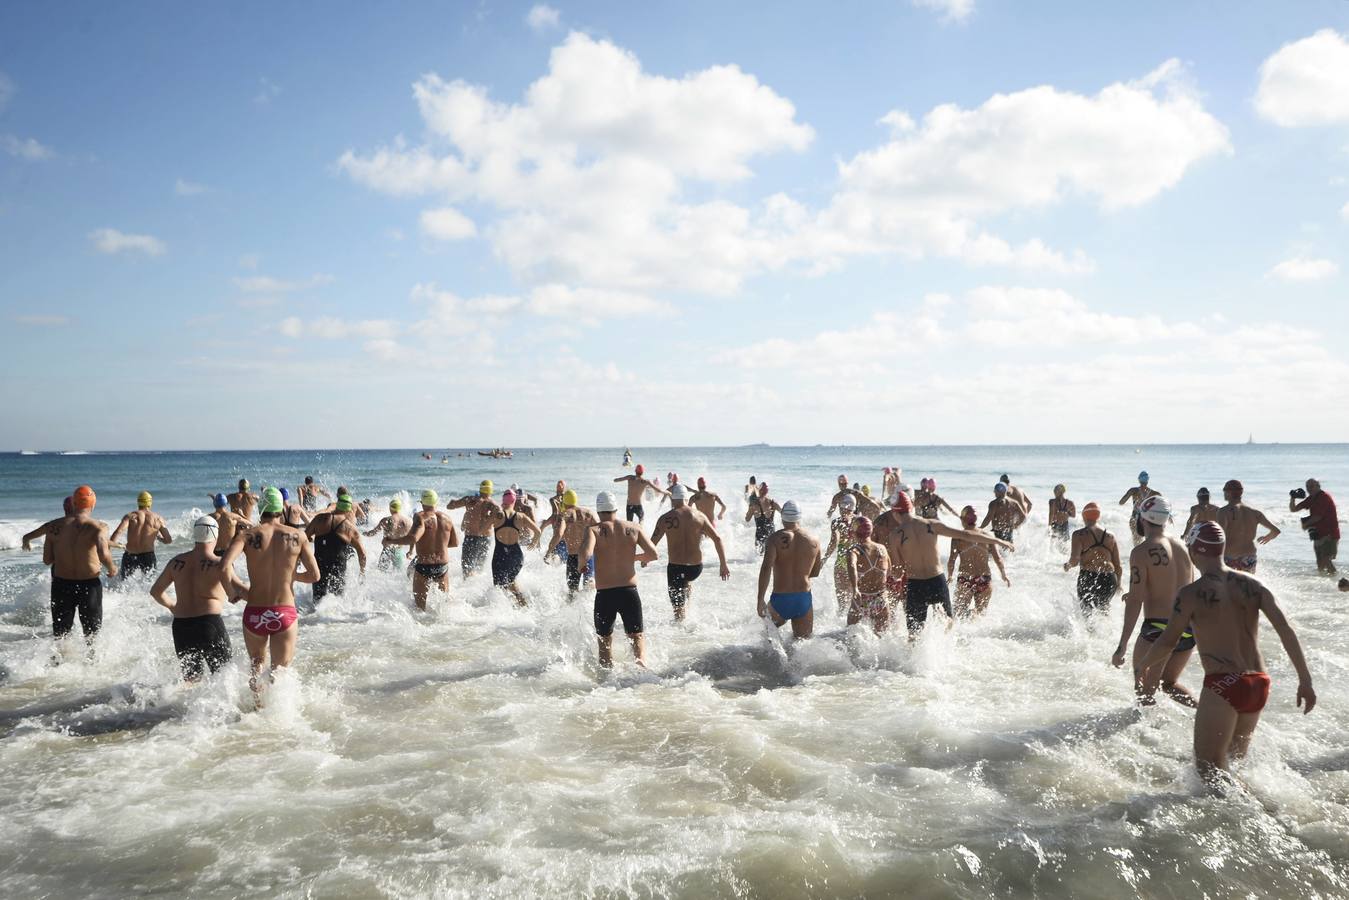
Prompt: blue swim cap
<box><xmin>280</xmin><ymin>487</ymin><xmax>290</xmax><ymax>502</ymax></box>
<box><xmin>994</xmin><ymin>482</ymin><xmax>1007</xmax><ymax>494</ymax></box>
<box><xmin>213</xmin><ymin>493</ymin><xmax>228</xmax><ymax>508</ymax></box>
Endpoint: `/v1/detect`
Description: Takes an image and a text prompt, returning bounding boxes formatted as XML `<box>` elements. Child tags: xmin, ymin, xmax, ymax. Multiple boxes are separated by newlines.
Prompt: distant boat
<box><xmin>60</xmin><ymin>450</ymin><xmax>89</xmax><ymax>456</ymax></box>
<box><xmin>19</xmin><ymin>450</ymin><xmax>39</xmax><ymax>456</ymax></box>
<box><xmin>1246</xmin><ymin>434</ymin><xmax>1255</xmax><ymax>445</ymax></box>
<box><xmin>478</xmin><ymin>449</ymin><xmax>513</xmax><ymax>459</ymax></box>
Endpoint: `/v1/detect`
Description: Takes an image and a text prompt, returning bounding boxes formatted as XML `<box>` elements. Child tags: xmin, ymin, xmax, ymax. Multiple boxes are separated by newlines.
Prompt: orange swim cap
<box><xmin>72</xmin><ymin>485</ymin><xmax>96</xmax><ymax>511</ymax></box>
<box><xmin>1082</xmin><ymin>502</ymin><xmax>1100</xmax><ymax>523</ymax></box>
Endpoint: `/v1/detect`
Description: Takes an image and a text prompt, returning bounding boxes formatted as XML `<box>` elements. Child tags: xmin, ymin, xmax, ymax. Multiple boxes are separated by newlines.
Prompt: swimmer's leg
<box><xmin>628</xmin><ymin>632</ymin><xmax>647</xmax><ymax>667</ymax></box>
<box><xmin>411</xmin><ymin>571</ymin><xmax>429</xmax><ymax>611</ymax></box>
<box><xmin>973</xmin><ymin>586</ymin><xmax>992</xmax><ymax>617</ymax></box>
<box><xmin>243</xmin><ymin>628</ymin><xmax>270</xmax><ymax>705</ymax></box>
<box><xmin>1193</xmin><ymin>687</ymin><xmax>1239</xmax><ymax>787</ymax></box>
<box><xmin>597</xmin><ymin>634</ymin><xmax>613</xmax><ymax>668</ymax></box>
<box><xmin>790</xmin><ymin>609</ymin><xmax>813</xmax><ymax>639</ymax></box>
<box><xmin>1131</xmin><ymin>636</ymin><xmax>1159</xmax><ymax>704</ymax></box>
<box><xmin>1161</xmin><ymin>649</ymin><xmax>1197</xmax><ymax>707</ymax></box>
<box><xmin>1228</xmin><ymin>711</ymin><xmax>1263</xmax><ymax>762</ymax></box>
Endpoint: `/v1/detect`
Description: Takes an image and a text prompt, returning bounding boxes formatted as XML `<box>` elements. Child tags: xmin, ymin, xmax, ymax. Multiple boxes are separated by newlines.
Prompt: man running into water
<box><xmin>1064</xmin><ymin>502</ymin><xmax>1123</xmax><ymax>615</ymax></box>
<box><xmin>757</xmin><ymin>501</ymin><xmax>822</xmax><ymax>639</ymax></box>
<box><xmin>448</xmin><ymin>480</ymin><xmax>500</xmax><ymax>578</ymax></box>
<box><xmin>1183</xmin><ymin>487</ymin><xmax>1220</xmax><ymax>536</ymax></box>
<box><xmin>546</xmin><ymin>490</ymin><xmax>598</xmax><ymax>598</ymax></box>
<box><xmin>297</xmin><ymin>475</ymin><xmax>331</xmax><ymax>513</ymax></box>
<box><xmin>580</xmin><ymin>491</ymin><xmax>659</xmax><ymax>667</ymax></box>
<box><xmin>227</xmin><ymin>479</ymin><xmax>259</xmax><ymax>521</ymax></box>
<box><xmin>746</xmin><ymin>482</ymin><xmax>782</xmax><ymax>555</ymax></box>
<box><xmin>1137</xmin><ymin>522</ymin><xmax>1315</xmax><ymax>788</ymax></box>
<box><xmin>109</xmin><ymin>491</ymin><xmax>172</xmax><ymax>579</ymax></box>
<box><xmin>277</xmin><ymin>488</ymin><xmax>310</xmax><ymax>528</ymax></box>
<box><xmin>980</xmin><ymin>482</ymin><xmax>1026</xmax><ymax>547</ymax></box>
<box><xmin>1290</xmin><ymin>478</ymin><xmax>1339</xmax><ymax>575</ymax></box>
<box><xmin>689</xmin><ymin>477</ymin><xmax>727</xmax><ymax>525</ymax></box>
<box><xmin>364</xmin><ymin>499</ymin><xmax>413</xmax><ymax>571</ymax></box>
<box><xmin>887</xmin><ymin>492</ymin><xmax>1011</xmax><ymax>636</ymax></box>
<box><xmin>218</xmin><ymin>487</ymin><xmax>320</xmax><ymax>703</ymax></box>
<box><xmin>389</xmin><ymin>490</ymin><xmax>460</xmax><ymax>610</ymax></box>
<box><xmin>21</xmin><ymin>496</ymin><xmax>73</xmax><ymax>552</ymax></box>
<box><xmin>149</xmin><ymin>516</ymin><xmax>233</xmax><ymax>681</ymax></box>
<box><xmin>914</xmin><ymin>478</ymin><xmax>958</xmax><ymax>520</ymax></box>
<box><xmin>1112</xmin><ymin>495</ymin><xmax>1197</xmax><ymax>705</ymax></box>
<box><xmin>1119</xmin><ymin>471</ymin><xmax>1158</xmax><ymax>545</ymax></box>
<box><xmin>948</xmin><ymin>506</ymin><xmax>1011</xmax><ymax>617</ymax></box>
<box><xmin>207</xmin><ymin>493</ymin><xmax>250</xmax><ymax>556</ymax></box>
<box><xmin>48</xmin><ymin>485</ymin><xmax>117</xmax><ymax>646</ymax></box>
<box><xmin>1000</xmin><ymin>474</ymin><xmax>1032</xmax><ymax>515</ymax></box>
<box><xmin>822</xmin><ymin>494</ymin><xmax>859</xmax><ymax>615</ymax></box>
<box><xmin>305</xmin><ymin>497</ymin><xmax>366</xmax><ymax>603</ymax></box>
<box><xmin>1047</xmin><ymin>484</ymin><xmax>1076</xmax><ymax>546</ymax></box>
<box><xmin>613</xmin><ymin>464</ymin><xmax>669</xmax><ymax>523</ymax></box>
<box><xmin>649</xmin><ymin>483</ymin><xmax>730</xmax><ymax>622</ymax></box>
<box><xmin>484</xmin><ymin>490</ymin><xmax>542</xmax><ymax>606</ymax></box>
<box><xmin>850</xmin><ymin>485</ymin><xmax>884</xmax><ymax>520</ymax></box>
<box><xmin>826</xmin><ymin>475</ymin><xmax>853</xmax><ymax>517</ymax></box>
<box><xmin>872</xmin><ymin>494</ymin><xmax>910</xmax><ymax>606</ymax></box>
<box><xmin>846</xmin><ymin>516</ymin><xmax>892</xmax><ymax>633</ymax></box>
<box><xmin>1216</xmin><ymin>480</ymin><xmax>1280</xmax><ymax>573</ymax></box>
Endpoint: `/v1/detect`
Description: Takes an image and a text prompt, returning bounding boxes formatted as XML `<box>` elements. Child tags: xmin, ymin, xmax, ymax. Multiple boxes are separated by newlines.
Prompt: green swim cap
<box><xmin>421</xmin><ymin>489</ymin><xmax>439</xmax><ymax>507</ymax></box>
<box><xmin>480</xmin><ymin>479</ymin><xmax>493</xmax><ymax>496</ymax></box>
<box><xmin>261</xmin><ymin>487</ymin><xmax>284</xmax><ymax>515</ymax></box>
<box><xmin>336</xmin><ymin>497</ymin><xmax>353</xmax><ymax>512</ymax></box>
<box><xmin>390</xmin><ymin>499</ymin><xmax>402</xmax><ymax>512</ymax></box>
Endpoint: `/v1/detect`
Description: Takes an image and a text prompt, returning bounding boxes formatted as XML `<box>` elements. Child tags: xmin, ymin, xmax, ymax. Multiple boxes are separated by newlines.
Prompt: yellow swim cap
<box><xmin>480</xmin><ymin>479</ymin><xmax>493</xmax><ymax>496</ymax></box>
<box><xmin>562</xmin><ymin>489</ymin><xmax>578</xmax><ymax>507</ymax></box>
<box><xmin>861</xmin><ymin>485</ymin><xmax>871</xmax><ymax>497</ymax></box>
<box><xmin>421</xmin><ymin>489</ymin><xmax>439</xmax><ymax>507</ymax></box>
<box><xmin>137</xmin><ymin>491</ymin><xmax>153</xmax><ymax>509</ymax></box>
<box><xmin>390</xmin><ymin>499</ymin><xmax>402</xmax><ymax>512</ymax></box>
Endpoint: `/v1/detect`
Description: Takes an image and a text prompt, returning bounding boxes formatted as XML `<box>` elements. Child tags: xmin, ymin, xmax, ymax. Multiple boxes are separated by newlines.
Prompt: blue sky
<box><xmin>2</xmin><ymin>1</ymin><xmax>1348</xmax><ymax>450</ymax></box>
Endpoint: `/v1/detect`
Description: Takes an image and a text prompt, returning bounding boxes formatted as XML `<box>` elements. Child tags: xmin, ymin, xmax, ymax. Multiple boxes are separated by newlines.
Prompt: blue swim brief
<box><xmin>770</xmin><ymin>591</ymin><xmax>813</xmax><ymax>620</ymax></box>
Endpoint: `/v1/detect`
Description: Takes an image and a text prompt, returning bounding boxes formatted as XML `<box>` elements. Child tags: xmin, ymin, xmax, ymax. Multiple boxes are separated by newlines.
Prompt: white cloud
<box><xmin>419</xmin><ymin>206</ymin><xmax>477</xmax><ymax>241</ymax></box>
<box><xmin>175</xmin><ymin>178</ymin><xmax>208</xmax><ymax>196</ymax></box>
<box><xmin>278</xmin><ymin>316</ymin><xmax>399</xmax><ymax>340</ymax></box>
<box><xmin>13</xmin><ymin>314</ymin><xmax>71</xmax><ymax>327</ymax></box>
<box><xmin>89</xmin><ymin>228</ymin><xmax>166</xmax><ymax>257</ymax></box>
<box><xmin>1267</xmin><ymin>256</ymin><xmax>1339</xmax><ymax>281</ymax></box>
<box><xmin>2</xmin><ymin>135</ymin><xmax>52</xmax><ymax>160</ymax></box>
<box><xmin>233</xmin><ymin>273</ymin><xmax>333</xmax><ymax>293</ymax></box>
<box><xmin>1255</xmin><ymin>29</ymin><xmax>1349</xmax><ymax>127</ymax></box>
<box><xmin>526</xmin><ymin>4</ymin><xmax>561</xmax><ymax>31</ymax></box>
<box><xmin>526</xmin><ymin>284</ymin><xmax>671</xmax><ymax>320</ymax></box>
<box><xmin>912</xmin><ymin>0</ymin><xmax>974</xmax><ymax>24</ymax></box>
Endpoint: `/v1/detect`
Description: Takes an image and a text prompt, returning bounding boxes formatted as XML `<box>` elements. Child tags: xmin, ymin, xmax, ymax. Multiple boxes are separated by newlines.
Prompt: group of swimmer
<box><xmin>20</xmin><ymin>462</ymin><xmax>1339</xmax><ymax>787</ymax></box>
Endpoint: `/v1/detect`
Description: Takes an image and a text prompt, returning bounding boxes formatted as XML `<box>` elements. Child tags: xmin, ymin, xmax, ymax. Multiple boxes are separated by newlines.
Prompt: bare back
<box><xmin>887</xmin><ymin>516</ymin><xmax>944</xmax><ymax>580</ymax></box>
<box><xmin>766</xmin><ymin>527</ymin><xmax>821</xmax><ymax>593</ymax></box>
<box><xmin>561</xmin><ymin>507</ymin><xmax>598</xmax><ymax>550</ymax></box>
<box><xmin>163</xmin><ymin>549</ymin><xmax>230</xmax><ymax>617</ymax></box>
<box><xmin>51</xmin><ymin>515</ymin><xmax>110</xmax><ymax>580</ymax></box>
<box><xmin>413</xmin><ymin>510</ymin><xmax>458</xmax><ymax>563</ymax></box>
<box><xmin>1178</xmin><ymin>570</ymin><xmax>1267</xmax><ymax>675</ymax></box>
<box><xmin>1128</xmin><ymin>534</ymin><xmax>1194</xmax><ymax>617</ymax></box>
<box><xmin>591</xmin><ymin>520</ymin><xmax>643</xmax><ymax>590</ymax></box>
<box><xmin>1072</xmin><ymin>526</ymin><xmax>1118</xmax><ymax>574</ymax></box>
<box><xmin>120</xmin><ymin>509</ymin><xmax>167</xmax><ymax>553</ymax></box>
<box><xmin>235</xmin><ymin>522</ymin><xmax>310</xmax><ymax>606</ymax></box>
<box><xmin>210</xmin><ymin>508</ymin><xmax>247</xmax><ymax>554</ymax></box>
<box><xmin>1216</xmin><ymin>504</ymin><xmax>1266</xmax><ymax>557</ymax></box>
<box><xmin>652</xmin><ymin>506</ymin><xmax>714</xmax><ymax>566</ymax></box>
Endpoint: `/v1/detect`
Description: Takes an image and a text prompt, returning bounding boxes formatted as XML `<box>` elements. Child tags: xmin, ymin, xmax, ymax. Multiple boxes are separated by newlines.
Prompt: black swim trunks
<box><xmin>993</xmin><ymin>528</ymin><xmax>1014</xmax><ymax>545</ymax></box>
<box><xmin>1140</xmin><ymin>618</ymin><xmax>1196</xmax><ymax>653</ymax></box>
<box><xmin>626</xmin><ymin>504</ymin><xmax>644</xmax><ymax>523</ymax></box>
<box><xmin>171</xmin><ymin>613</ymin><xmax>232</xmax><ymax>680</ymax></box>
<box><xmin>492</xmin><ymin>542</ymin><xmax>525</xmax><ymax>586</ymax></box>
<box><xmin>566</xmin><ymin>554</ymin><xmax>585</xmax><ymax>593</ymax></box>
<box><xmin>666</xmin><ymin>563</ymin><xmax>703</xmax><ymax>609</ymax></box>
<box><xmin>1050</xmin><ymin>522</ymin><xmax>1071</xmax><ymax>542</ymax></box>
<box><xmin>414</xmin><ymin>561</ymin><xmax>449</xmax><ymax>579</ymax></box>
<box><xmin>1077</xmin><ymin>571</ymin><xmax>1117</xmax><ymax>614</ymax></box>
<box><xmin>904</xmin><ymin>573</ymin><xmax>953</xmax><ymax>634</ymax></box>
<box><xmin>120</xmin><ymin>551</ymin><xmax>158</xmax><ymax>578</ymax></box>
<box><xmin>594</xmin><ymin>585</ymin><xmax>644</xmax><ymax>636</ymax></box>
<box><xmin>461</xmin><ymin>535</ymin><xmax>491</xmax><ymax>575</ymax></box>
<box><xmin>51</xmin><ymin>575</ymin><xmax>103</xmax><ymax>639</ymax></box>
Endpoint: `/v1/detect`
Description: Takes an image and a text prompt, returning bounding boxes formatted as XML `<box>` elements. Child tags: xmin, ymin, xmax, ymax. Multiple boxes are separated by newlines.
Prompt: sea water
<box><xmin>0</xmin><ymin>445</ymin><xmax>1346</xmax><ymax>897</ymax></box>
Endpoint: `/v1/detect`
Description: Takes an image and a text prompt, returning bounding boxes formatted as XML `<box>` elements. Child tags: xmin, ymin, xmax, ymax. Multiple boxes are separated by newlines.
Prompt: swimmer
<box><xmin>1183</xmin><ymin>487</ymin><xmax>1220</xmax><ymax>536</ymax></box>
<box><xmin>218</xmin><ymin>487</ymin><xmax>320</xmax><ymax>704</ymax></box>
<box><xmin>21</xmin><ymin>496</ymin><xmax>73</xmax><ymax>552</ymax></box>
<box><xmin>689</xmin><ymin>476</ymin><xmax>728</xmax><ymax>524</ymax></box>
<box><xmin>980</xmin><ymin>482</ymin><xmax>1026</xmax><ymax>547</ymax></box>
<box><xmin>882</xmin><ymin>467</ymin><xmax>899</xmax><ymax>501</ymax></box>
<box><xmin>948</xmin><ymin>506</ymin><xmax>1010</xmax><ymax>617</ymax></box>
<box><xmin>1064</xmin><ymin>502</ymin><xmax>1123</xmax><ymax>615</ymax></box>
<box><xmin>822</xmin><ymin>494</ymin><xmax>859</xmax><ymax>615</ymax></box>
<box><xmin>108</xmin><ymin>491</ymin><xmax>172</xmax><ymax>579</ymax></box>
<box><xmin>484</xmin><ymin>490</ymin><xmax>543</xmax><ymax>606</ymax></box>
<box><xmin>1119</xmin><ymin>471</ymin><xmax>1159</xmax><ymax>546</ymax></box>
<box><xmin>278</xmin><ymin>488</ymin><xmax>311</xmax><ymax>528</ymax></box>
<box><xmin>744</xmin><ymin>476</ymin><xmax>758</xmax><ymax>502</ymax></box>
<box><xmin>649</xmin><ymin>483</ymin><xmax>730</xmax><ymax>621</ymax></box>
<box><xmin>826</xmin><ymin>475</ymin><xmax>853</xmax><ymax>517</ymax></box>
<box><xmin>872</xmin><ymin>494</ymin><xmax>910</xmax><ymax>607</ymax></box>
<box><xmin>227</xmin><ymin>478</ymin><xmax>259</xmax><ymax>521</ymax></box>
<box><xmin>1047</xmin><ymin>484</ymin><xmax>1076</xmax><ymax>546</ymax></box>
<box><xmin>546</xmin><ymin>480</ymin><xmax>569</xmax><ymax>519</ymax></box>
<box><xmin>580</xmin><ymin>492</ymin><xmax>659</xmax><ymax>667</ymax></box>
<box><xmin>1215</xmin><ymin>480</ymin><xmax>1280</xmax><ymax>573</ymax></box>
<box><xmin>364</xmin><ymin>499</ymin><xmax>413</xmax><ymax>571</ymax></box>
<box><xmin>149</xmin><ymin>516</ymin><xmax>234</xmax><ymax>681</ymax></box>
<box><xmin>1112</xmin><ymin>495</ymin><xmax>1197</xmax><ymax>706</ymax></box>
<box><xmin>845</xmin><ymin>516</ymin><xmax>892</xmax><ymax>633</ymax></box>
<box><xmin>887</xmin><ymin>492</ymin><xmax>1011</xmax><ymax>636</ymax></box>
<box><xmin>914</xmin><ymin>478</ymin><xmax>958</xmax><ymax>520</ymax></box>
<box><xmin>757</xmin><ymin>501</ymin><xmax>822</xmax><ymax>639</ymax></box>
<box><xmin>546</xmin><ymin>490</ymin><xmax>599</xmax><ymax>598</ymax></box>
<box><xmin>850</xmin><ymin>485</ymin><xmax>884</xmax><ymax>520</ymax></box>
<box><xmin>388</xmin><ymin>490</ymin><xmax>460</xmax><ymax>610</ymax></box>
<box><xmin>745</xmin><ymin>482</ymin><xmax>782</xmax><ymax>555</ymax></box>
<box><xmin>613</xmin><ymin>464</ymin><xmax>669</xmax><ymax>523</ymax></box>
<box><xmin>297</xmin><ymin>475</ymin><xmax>332</xmax><ymax>513</ymax></box>
<box><xmin>509</xmin><ymin>484</ymin><xmax>541</xmax><ymax>524</ymax></box>
<box><xmin>999</xmin><ymin>474</ymin><xmax>1032</xmax><ymax>514</ymax></box>
<box><xmin>447</xmin><ymin>480</ymin><xmax>502</xmax><ymax>579</ymax></box>
<box><xmin>304</xmin><ymin>497</ymin><xmax>367</xmax><ymax>604</ymax></box>
<box><xmin>207</xmin><ymin>494</ymin><xmax>250</xmax><ymax>556</ymax></box>
<box><xmin>1136</xmin><ymin>522</ymin><xmax>1315</xmax><ymax>788</ymax></box>
<box><xmin>47</xmin><ymin>485</ymin><xmax>117</xmax><ymax>646</ymax></box>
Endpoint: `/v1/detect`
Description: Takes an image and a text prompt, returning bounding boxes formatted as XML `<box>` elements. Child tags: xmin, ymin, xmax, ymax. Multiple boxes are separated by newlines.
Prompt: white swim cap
<box><xmin>671</xmin><ymin>483</ymin><xmax>689</xmax><ymax>501</ymax></box>
<box><xmin>781</xmin><ymin>500</ymin><xmax>801</xmax><ymax>523</ymax></box>
<box><xmin>596</xmin><ymin>491</ymin><xmax>618</xmax><ymax>513</ymax></box>
<box><xmin>1138</xmin><ymin>495</ymin><xmax>1172</xmax><ymax>525</ymax></box>
<box><xmin>839</xmin><ymin>494</ymin><xmax>856</xmax><ymax>509</ymax></box>
<box><xmin>192</xmin><ymin>515</ymin><xmax>219</xmax><ymax>544</ymax></box>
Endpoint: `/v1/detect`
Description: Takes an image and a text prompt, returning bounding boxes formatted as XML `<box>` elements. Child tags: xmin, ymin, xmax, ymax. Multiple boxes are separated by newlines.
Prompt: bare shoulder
<box><xmin>1223</xmin><ymin>568</ymin><xmax>1267</xmax><ymax>598</ymax></box>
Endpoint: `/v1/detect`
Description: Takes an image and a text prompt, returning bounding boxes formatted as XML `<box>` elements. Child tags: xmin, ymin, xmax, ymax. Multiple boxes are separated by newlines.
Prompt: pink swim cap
<box><xmin>892</xmin><ymin>492</ymin><xmax>912</xmax><ymax>514</ymax></box>
<box><xmin>853</xmin><ymin>516</ymin><xmax>873</xmax><ymax>541</ymax></box>
<box><xmin>1186</xmin><ymin>521</ymin><xmax>1225</xmax><ymax>556</ymax></box>
<box><xmin>502</xmin><ymin>491</ymin><xmax>516</xmax><ymax>506</ymax></box>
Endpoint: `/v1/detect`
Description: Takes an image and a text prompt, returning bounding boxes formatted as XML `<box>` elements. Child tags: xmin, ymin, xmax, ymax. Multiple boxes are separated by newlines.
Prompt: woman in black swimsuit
<box><xmin>488</xmin><ymin>491</ymin><xmax>542</xmax><ymax>606</ymax></box>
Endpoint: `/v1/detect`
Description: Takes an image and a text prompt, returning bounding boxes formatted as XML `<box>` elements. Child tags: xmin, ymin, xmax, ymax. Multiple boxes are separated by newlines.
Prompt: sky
<box><xmin>2</xmin><ymin>1</ymin><xmax>1348</xmax><ymax>450</ymax></box>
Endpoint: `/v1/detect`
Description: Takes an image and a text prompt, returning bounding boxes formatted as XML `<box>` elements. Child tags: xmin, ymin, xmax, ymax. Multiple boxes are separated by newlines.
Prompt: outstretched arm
<box><xmin>1261</xmin><ymin>588</ymin><xmax>1316</xmax><ymax>713</ymax></box>
<box><xmin>929</xmin><ymin>519</ymin><xmax>1010</xmax><ymax>550</ymax></box>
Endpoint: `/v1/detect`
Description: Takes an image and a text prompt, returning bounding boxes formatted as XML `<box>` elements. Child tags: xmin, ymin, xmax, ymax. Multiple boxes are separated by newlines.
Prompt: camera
<box><xmin>1290</xmin><ymin>488</ymin><xmax>1307</xmax><ymax>499</ymax></box>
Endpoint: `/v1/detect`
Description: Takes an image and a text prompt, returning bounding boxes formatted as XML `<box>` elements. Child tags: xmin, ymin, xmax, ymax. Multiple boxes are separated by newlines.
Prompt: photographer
<box><xmin>1289</xmin><ymin>479</ymin><xmax>1340</xmax><ymax>575</ymax></box>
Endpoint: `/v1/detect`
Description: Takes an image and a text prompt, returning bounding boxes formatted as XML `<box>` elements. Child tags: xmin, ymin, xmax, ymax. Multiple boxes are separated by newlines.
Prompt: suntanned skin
<box><xmin>871</xmin><ymin>508</ymin><xmax>903</xmax><ymax>555</ymax></box>
<box><xmin>649</xmin><ymin>500</ymin><xmax>730</xmax><ymax>621</ymax></box>
<box><xmin>297</xmin><ymin>478</ymin><xmax>332</xmax><ymax>511</ymax></box>
<box><xmin>483</xmin><ymin>500</ymin><xmax>543</xmax><ymax>606</ymax></box>
<box><xmin>948</xmin><ymin>531</ymin><xmax>1010</xmax><ymax>617</ymax></box>
<box><xmin>218</xmin><ymin>513</ymin><xmax>320</xmax><ymax>703</ymax></box>
<box><xmin>757</xmin><ymin>522</ymin><xmax>823</xmax><ymax>638</ymax></box>
<box><xmin>50</xmin><ymin>513</ymin><xmax>118</xmax><ymax>582</ymax></box>
<box><xmin>826</xmin><ymin>476</ymin><xmax>852</xmax><ymax>517</ymax></box>
<box><xmin>1064</xmin><ymin>523</ymin><xmax>1123</xmax><ymax>580</ymax></box>
<box><xmin>546</xmin><ymin>505</ymin><xmax>600</xmax><ymax>596</ymax></box>
<box><xmin>613</xmin><ymin>473</ymin><xmax>670</xmax><ymax>511</ymax></box>
<box><xmin>22</xmin><ymin>513</ymin><xmax>67</xmax><ymax>552</ymax></box>
<box><xmin>1137</xmin><ymin>546</ymin><xmax>1315</xmax><ymax>787</ymax></box>
<box><xmin>110</xmin><ymin>506</ymin><xmax>172</xmax><ymax>555</ymax></box>
<box><xmin>1183</xmin><ymin>494</ymin><xmax>1220</xmax><ymax>535</ymax></box>
<box><xmin>446</xmin><ymin>494</ymin><xmax>500</xmax><ymax>538</ymax></box>
<box><xmin>745</xmin><ymin>488</ymin><xmax>782</xmax><ymax>529</ymax></box>
<box><xmin>1048</xmin><ymin>489</ymin><xmax>1076</xmax><ymax>531</ymax></box>
<box><xmin>846</xmin><ymin>536</ymin><xmax>891</xmax><ymax>632</ymax></box>
<box><xmin>847</xmin><ymin>488</ymin><xmax>884</xmax><ymax>520</ymax></box>
<box><xmin>980</xmin><ymin>495</ymin><xmax>1026</xmax><ymax>540</ymax></box>
<box><xmin>580</xmin><ymin>513</ymin><xmax>659</xmax><ymax>666</ymax></box>
<box><xmin>1216</xmin><ymin>489</ymin><xmax>1280</xmax><ymax>566</ymax></box>
<box><xmin>283</xmin><ymin>501</ymin><xmax>311</xmax><ymax>528</ymax></box>
<box><xmin>208</xmin><ymin>507</ymin><xmax>251</xmax><ymax>555</ymax></box>
<box><xmin>364</xmin><ymin>507</ymin><xmax>413</xmax><ymax>564</ymax></box>
<box><xmin>690</xmin><ymin>487</ymin><xmax>727</xmax><ymax>523</ymax></box>
<box><xmin>389</xmin><ymin>505</ymin><xmax>460</xmax><ymax>610</ymax></box>
<box><xmin>228</xmin><ymin>483</ymin><xmax>259</xmax><ymax>521</ymax></box>
<box><xmin>150</xmin><ymin>541</ymin><xmax>232</xmax><ymax>681</ymax></box>
<box><xmin>822</xmin><ymin>508</ymin><xmax>858</xmax><ymax>614</ymax></box>
<box><xmin>1119</xmin><ymin>478</ymin><xmax>1159</xmax><ymax>545</ymax></box>
<box><xmin>914</xmin><ymin>489</ymin><xmax>958</xmax><ymax>520</ymax></box>
<box><xmin>1001</xmin><ymin>478</ymin><xmax>1032</xmax><ymax>514</ymax></box>
<box><xmin>886</xmin><ymin>512</ymin><xmax>1010</xmax><ymax>582</ymax></box>
<box><xmin>1113</xmin><ymin>520</ymin><xmax>1196</xmax><ymax>705</ymax></box>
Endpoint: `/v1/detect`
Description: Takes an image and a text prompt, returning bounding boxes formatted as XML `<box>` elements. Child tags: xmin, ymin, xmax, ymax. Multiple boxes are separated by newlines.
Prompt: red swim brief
<box><xmin>1203</xmin><ymin>671</ymin><xmax>1271</xmax><ymax>714</ymax></box>
<box><xmin>243</xmin><ymin>605</ymin><xmax>299</xmax><ymax>636</ymax></box>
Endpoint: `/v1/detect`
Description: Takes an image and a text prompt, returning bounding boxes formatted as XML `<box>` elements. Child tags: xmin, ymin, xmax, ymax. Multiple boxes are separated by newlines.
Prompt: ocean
<box><xmin>1</xmin><ymin>445</ymin><xmax>1346</xmax><ymax>897</ymax></box>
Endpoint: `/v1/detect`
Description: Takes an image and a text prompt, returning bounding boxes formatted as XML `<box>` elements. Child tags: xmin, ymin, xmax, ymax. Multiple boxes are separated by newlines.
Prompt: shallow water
<box><xmin>1</xmin><ymin>446</ymin><xmax>1346</xmax><ymax>897</ymax></box>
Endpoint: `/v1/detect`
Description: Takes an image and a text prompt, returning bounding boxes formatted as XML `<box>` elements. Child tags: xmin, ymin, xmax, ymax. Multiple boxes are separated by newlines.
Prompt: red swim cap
<box><xmin>853</xmin><ymin>516</ymin><xmax>873</xmax><ymax>541</ymax></box>
<box><xmin>892</xmin><ymin>492</ymin><xmax>913</xmax><ymax>514</ymax></box>
<box><xmin>1224</xmin><ymin>479</ymin><xmax>1243</xmax><ymax>496</ymax></box>
<box><xmin>1185</xmin><ymin>521</ymin><xmax>1225</xmax><ymax>556</ymax></box>
<box><xmin>72</xmin><ymin>485</ymin><xmax>96</xmax><ymax>511</ymax></box>
<box><xmin>697</xmin><ymin>476</ymin><xmax>706</xmax><ymax>490</ymax></box>
<box><xmin>635</xmin><ymin>464</ymin><xmax>644</xmax><ymax>476</ymax></box>
<box><xmin>1082</xmin><ymin>502</ymin><xmax>1101</xmax><ymax>523</ymax></box>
